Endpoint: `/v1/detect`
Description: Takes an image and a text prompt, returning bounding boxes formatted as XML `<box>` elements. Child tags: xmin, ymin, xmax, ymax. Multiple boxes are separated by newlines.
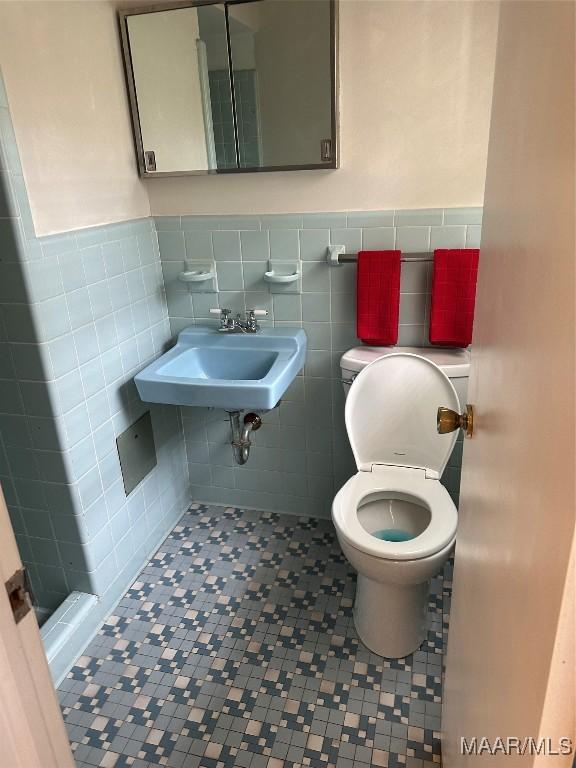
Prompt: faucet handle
<box><xmin>210</xmin><ymin>308</ymin><xmax>232</xmax><ymax>330</ymax></box>
<box><xmin>245</xmin><ymin>308</ymin><xmax>266</xmax><ymax>332</ymax></box>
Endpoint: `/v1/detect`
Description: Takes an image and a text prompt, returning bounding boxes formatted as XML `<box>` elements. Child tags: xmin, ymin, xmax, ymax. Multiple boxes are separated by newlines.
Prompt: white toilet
<box><xmin>332</xmin><ymin>348</ymin><xmax>470</xmax><ymax>659</ymax></box>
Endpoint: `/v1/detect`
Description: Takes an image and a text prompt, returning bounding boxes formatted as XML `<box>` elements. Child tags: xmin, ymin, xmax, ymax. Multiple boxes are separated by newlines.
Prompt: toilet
<box><xmin>332</xmin><ymin>348</ymin><xmax>470</xmax><ymax>659</ymax></box>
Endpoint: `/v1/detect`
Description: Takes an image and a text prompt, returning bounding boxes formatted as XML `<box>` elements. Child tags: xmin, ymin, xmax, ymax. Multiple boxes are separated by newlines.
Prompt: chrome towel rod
<box><xmin>327</xmin><ymin>245</ymin><xmax>432</xmax><ymax>266</ymax></box>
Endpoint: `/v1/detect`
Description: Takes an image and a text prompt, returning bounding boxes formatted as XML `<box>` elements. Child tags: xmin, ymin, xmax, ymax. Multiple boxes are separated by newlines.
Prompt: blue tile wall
<box><xmin>0</xmin><ymin>75</ymin><xmax>189</xmax><ymax>639</ymax></box>
<box><xmin>155</xmin><ymin>208</ymin><xmax>482</xmax><ymax>515</ymax></box>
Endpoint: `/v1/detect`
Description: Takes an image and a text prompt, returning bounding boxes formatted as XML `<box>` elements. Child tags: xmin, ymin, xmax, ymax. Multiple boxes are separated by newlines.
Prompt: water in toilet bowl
<box><xmin>372</xmin><ymin>528</ymin><xmax>415</xmax><ymax>542</ymax></box>
<box><xmin>357</xmin><ymin>494</ymin><xmax>431</xmax><ymax>542</ymax></box>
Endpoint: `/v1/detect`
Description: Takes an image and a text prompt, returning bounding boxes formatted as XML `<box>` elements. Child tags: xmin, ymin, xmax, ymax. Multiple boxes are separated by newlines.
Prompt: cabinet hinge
<box><xmin>6</xmin><ymin>568</ymin><xmax>32</xmax><ymax>624</ymax></box>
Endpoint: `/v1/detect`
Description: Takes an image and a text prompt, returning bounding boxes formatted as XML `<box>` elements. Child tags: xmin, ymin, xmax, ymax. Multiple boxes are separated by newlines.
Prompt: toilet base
<box><xmin>353</xmin><ymin>574</ymin><xmax>429</xmax><ymax>658</ymax></box>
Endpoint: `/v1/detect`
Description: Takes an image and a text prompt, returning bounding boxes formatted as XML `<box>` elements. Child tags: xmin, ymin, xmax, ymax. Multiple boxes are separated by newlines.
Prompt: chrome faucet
<box><xmin>210</xmin><ymin>308</ymin><xmax>267</xmax><ymax>333</ymax></box>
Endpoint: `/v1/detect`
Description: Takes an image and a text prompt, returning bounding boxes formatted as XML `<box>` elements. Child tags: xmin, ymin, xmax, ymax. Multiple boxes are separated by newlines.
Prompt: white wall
<box><xmin>128</xmin><ymin>8</ymin><xmax>209</xmax><ymax>173</ymax></box>
<box><xmin>148</xmin><ymin>0</ymin><xmax>499</xmax><ymax>216</ymax></box>
<box><xmin>0</xmin><ymin>1</ymin><xmax>150</xmax><ymax>236</ymax></box>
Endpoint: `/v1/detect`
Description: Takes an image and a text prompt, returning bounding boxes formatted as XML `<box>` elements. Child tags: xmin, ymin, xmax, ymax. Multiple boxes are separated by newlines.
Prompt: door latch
<box><xmin>437</xmin><ymin>404</ymin><xmax>475</xmax><ymax>438</ymax></box>
<box><xmin>5</xmin><ymin>568</ymin><xmax>32</xmax><ymax>624</ymax></box>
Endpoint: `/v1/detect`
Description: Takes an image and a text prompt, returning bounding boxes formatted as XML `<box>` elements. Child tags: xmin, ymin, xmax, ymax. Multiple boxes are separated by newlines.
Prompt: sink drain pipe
<box><xmin>229</xmin><ymin>411</ymin><xmax>262</xmax><ymax>465</ymax></box>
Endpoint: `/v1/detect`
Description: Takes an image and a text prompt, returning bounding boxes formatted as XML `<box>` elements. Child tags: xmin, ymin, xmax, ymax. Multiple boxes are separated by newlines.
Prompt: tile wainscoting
<box><xmin>155</xmin><ymin>208</ymin><xmax>481</xmax><ymax>517</ymax></box>
<box><xmin>0</xmin><ymin>73</ymin><xmax>189</xmax><ymax>680</ymax></box>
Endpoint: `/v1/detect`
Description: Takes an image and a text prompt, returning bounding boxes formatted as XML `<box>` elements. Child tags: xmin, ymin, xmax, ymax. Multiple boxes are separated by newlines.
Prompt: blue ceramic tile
<box><xmin>299</xmin><ymin>229</ymin><xmax>329</xmax><ymax>261</ymax></box>
<box><xmin>466</xmin><ymin>225</ymin><xmax>482</xmax><ymax>248</ymax></box>
<box><xmin>302</xmin><ymin>212</ymin><xmax>347</xmax><ymax>229</ymax></box>
<box><xmin>362</xmin><ymin>227</ymin><xmax>396</xmax><ymax>250</ymax></box>
<box><xmin>184</xmin><ymin>230</ymin><xmax>213</xmax><ymax>261</ymax></box>
<box><xmin>260</xmin><ymin>214</ymin><xmax>303</xmax><ymax>230</ymax></box>
<box><xmin>240</xmin><ymin>230</ymin><xmax>269</xmax><ymax>261</ymax></box>
<box><xmin>396</xmin><ymin>226</ymin><xmax>430</xmax><ymax>253</ymax></box>
<box><xmin>443</xmin><ymin>207</ymin><xmax>483</xmax><ymax>225</ymax></box>
<box><xmin>75</xmin><ymin>226</ymin><xmax>107</xmax><ymax>249</ymax></box>
<box><xmin>301</xmin><ymin>261</ymin><xmax>330</xmax><ymax>292</ymax></box>
<box><xmin>216</xmin><ymin>215</ymin><xmax>260</xmax><ymax>231</ymax></box>
<box><xmin>302</xmin><ymin>293</ymin><xmax>330</xmax><ymax>322</ymax></box>
<box><xmin>212</xmin><ymin>230</ymin><xmax>241</xmax><ymax>261</ymax></box>
<box><xmin>153</xmin><ymin>216</ymin><xmax>181</xmax><ymax>231</ymax></box>
<box><xmin>35</xmin><ymin>296</ymin><xmax>71</xmax><ymax>341</ymax></box>
<box><xmin>394</xmin><ymin>209</ymin><xmax>444</xmax><ymax>227</ymax></box>
<box><xmin>11</xmin><ymin>174</ymin><xmax>36</xmax><ymax>238</ymax></box>
<box><xmin>330</xmin><ymin>227</ymin><xmax>361</xmax><ymax>253</ymax></box>
<box><xmin>269</xmin><ymin>229</ymin><xmax>300</xmax><ymax>260</ymax></box>
<box><xmin>0</xmin><ymin>76</ymin><xmax>8</xmax><ymax>108</ymax></box>
<box><xmin>272</xmin><ymin>293</ymin><xmax>301</xmax><ymax>321</ymax></box>
<box><xmin>157</xmin><ymin>231</ymin><xmax>185</xmax><ymax>261</ymax></box>
<box><xmin>104</xmin><ymin>221</ymin><xmax>133</xmax><ymax>242</ymax></box>
<box><xmin>39</xmin><ymin>233</ymin><xmax>77</xmax><ymax>259</ymax></box>
<box><xmin>430</xmin><ymin>226</ymin><xmax>467</xmax><ymax>250</ymax></box>
<box><xmin>0</xmin><ymin>107</ymin><xmax>22</xmax><ymax>173</ymax></box>
<box><xmin>181</xmin><ymin>215</ymin><xmax>222</xmax><ymax>230</ymax></box>
<box><xmin>0</xmin><ymin>170</ymin><xmax>19</xmax><ymax>217</ymax></box>
<box><xmin>347</xmin><ymin>211</ymin><xmax>394</xmax><ymax>228</ymax></box>
<box><xmin>215</xmin><ymin>261</ymin><xmax>244</xmax><ymax>291</ymax></box>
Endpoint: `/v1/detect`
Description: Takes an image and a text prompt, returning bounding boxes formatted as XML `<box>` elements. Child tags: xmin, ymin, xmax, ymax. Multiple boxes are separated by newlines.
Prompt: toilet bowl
<box><xmin>332</xmin><ymin>352</ymin><xmax>463</xmax><ymax>658</ymax></box>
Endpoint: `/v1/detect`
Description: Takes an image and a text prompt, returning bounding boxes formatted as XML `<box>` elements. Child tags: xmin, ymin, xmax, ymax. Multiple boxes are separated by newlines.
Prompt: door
<box><xmin>0</xmin><ymin>485</ymin><xmax>75</xmax><ymax>768</ymax></box>
<box><xmin>442</xmin><ymin>1</ymin><xmax>575</xmax><ymax>764</ymax></box>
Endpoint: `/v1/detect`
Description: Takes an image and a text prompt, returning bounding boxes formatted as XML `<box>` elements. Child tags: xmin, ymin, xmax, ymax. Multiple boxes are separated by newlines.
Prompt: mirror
<box><xmin>119</xmin><ymin>0</ymin><xmax>337</xmax><ymax>176</ymax></box>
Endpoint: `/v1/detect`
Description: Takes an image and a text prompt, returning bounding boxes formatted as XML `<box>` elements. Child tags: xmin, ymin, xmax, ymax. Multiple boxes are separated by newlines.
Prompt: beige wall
<box><xmin>148</xmin><ymin>0</ymin><xmax>499</xmax><ymax>216</ymax></box>
<box><xmin>0</xmin><ymin>1</ymin><xmax>150</xmax><ymax>236</ymax></box>
<box><xmin>0</xmin><ymin>0</ymin><xmax>498</xmax><ymax>235</ymax></box>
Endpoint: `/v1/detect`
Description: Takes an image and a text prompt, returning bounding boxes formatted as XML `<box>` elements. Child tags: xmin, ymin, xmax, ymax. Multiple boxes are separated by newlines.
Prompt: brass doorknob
<box><xmin>437</xmin><ymin>404</ymin><xmax>475</xmax><ymax>438</ymax></box>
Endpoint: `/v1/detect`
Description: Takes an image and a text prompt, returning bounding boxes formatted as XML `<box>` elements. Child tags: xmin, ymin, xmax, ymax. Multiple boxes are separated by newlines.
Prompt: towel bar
<box><xmin>327</xmin><ymin>245</ymin><xmax>432</xmax><ymax>266</ymax></box>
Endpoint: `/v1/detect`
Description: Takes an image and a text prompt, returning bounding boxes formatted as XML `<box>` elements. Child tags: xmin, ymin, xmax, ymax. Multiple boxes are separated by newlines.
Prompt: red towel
<box><xmin>429</xmin><ymin>249</ymin><xmax>480</xmax><ymax>347</ymax></box>
<box><xmin>356</xmin><ymin>250</ymin><xmax>401</xmax><ymax>345</ymax></box>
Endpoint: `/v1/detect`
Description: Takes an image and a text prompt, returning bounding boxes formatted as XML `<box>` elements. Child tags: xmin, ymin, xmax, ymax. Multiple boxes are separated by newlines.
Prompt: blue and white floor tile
<box><xmin>59</xmin><ymin>504</ymin><xmax>452</xmax><ymax>768</ymax></box>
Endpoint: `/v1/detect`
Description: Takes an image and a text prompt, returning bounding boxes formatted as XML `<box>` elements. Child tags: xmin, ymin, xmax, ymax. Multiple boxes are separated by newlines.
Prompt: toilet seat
<box><xmin>345</xmin><ymin>352</ymin><xmax>460</xmax><ymax>478</ymax></box>
<box><xmin>332</xmin><ymin>465</ymin><xmax>457</xmax><ymax>561</ymax></box>
<box><xmin>333</xmin><ymin>353</ymin><xmax>459</xmax><ymax>562</ymax></box>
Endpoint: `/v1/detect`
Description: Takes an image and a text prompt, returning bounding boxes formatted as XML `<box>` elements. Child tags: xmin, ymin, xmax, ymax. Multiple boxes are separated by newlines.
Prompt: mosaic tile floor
<box><xmin>59</xmin><ymin>504</ymin><xmax>452</xmax><ymax>768</ymax></box>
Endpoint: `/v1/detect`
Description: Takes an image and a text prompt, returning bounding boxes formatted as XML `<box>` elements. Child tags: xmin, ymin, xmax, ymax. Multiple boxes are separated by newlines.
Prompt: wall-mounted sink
<box><xmin>135</xmin><ymin>326</ymin><xmax>307</xmax><ymax>411</ymax></box>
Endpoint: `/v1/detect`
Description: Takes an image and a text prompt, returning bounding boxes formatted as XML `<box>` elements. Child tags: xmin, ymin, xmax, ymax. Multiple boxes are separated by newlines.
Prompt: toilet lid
<box><xmin>345</xmin><ymin>353</ymin><xmax>461</xmax><ymax>478</ymax></box>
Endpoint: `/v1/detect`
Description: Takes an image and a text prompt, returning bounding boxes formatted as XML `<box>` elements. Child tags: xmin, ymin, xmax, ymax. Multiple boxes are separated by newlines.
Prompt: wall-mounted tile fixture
<box><xmin>177</xmin><ymin>260</ymin><xmax>217</xmax><ymax>292</ymax></box>
<box><xmin>327</xmin><ymin>244</ymin><xmax>433</xmax><ymax>265</ymax></box>
<box><xmin>263</xmin><ymin>259</ymin><xmax>302</xmax><ymax>294</ymax></box>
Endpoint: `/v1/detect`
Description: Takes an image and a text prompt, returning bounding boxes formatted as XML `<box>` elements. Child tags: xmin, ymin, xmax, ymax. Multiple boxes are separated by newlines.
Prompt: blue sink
<box><xmin>135</xmin><ymin>326</ymin><xmax>307</xmax><ymax>411</ymax></box>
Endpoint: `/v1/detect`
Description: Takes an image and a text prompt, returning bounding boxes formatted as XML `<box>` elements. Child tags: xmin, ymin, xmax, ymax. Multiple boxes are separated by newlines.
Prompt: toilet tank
<box><xmin>340</xmin><ymin>346</ymin><xmax>470</xmax><ymax>404</ymax></box>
